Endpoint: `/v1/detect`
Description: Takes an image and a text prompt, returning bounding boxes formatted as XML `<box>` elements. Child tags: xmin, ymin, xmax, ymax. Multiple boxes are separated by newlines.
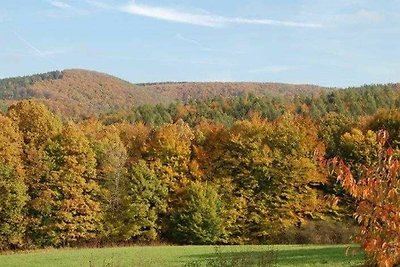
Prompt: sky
<box><xmin>0</xmin><ymin>0</ymin><xmax>399</xmax><ymax>87</ymax></box>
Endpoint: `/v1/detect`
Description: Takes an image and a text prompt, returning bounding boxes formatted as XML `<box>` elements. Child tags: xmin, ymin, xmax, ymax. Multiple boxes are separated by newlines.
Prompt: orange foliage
<box><xmin>335</xmin><ymin>130</ymin><xmax>400</xmax><ymax>266</ymax></box>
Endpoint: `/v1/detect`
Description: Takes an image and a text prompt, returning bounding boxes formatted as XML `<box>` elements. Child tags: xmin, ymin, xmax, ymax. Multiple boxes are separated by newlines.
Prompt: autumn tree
<box><xmin>79</xmin><ymin>119</ymin><xmax>129</xmax><ymax>240</ymax></box>
<box><xmin>7</xmin><ymin>101</ymin><xmax>62</xmax><ymax>246</ymax></box>
<box><xmin>335</xmin><ymin>130</ymin><xmax>400</xmax><ymax>266</ymax></box>
<box><xmin>261</xmin><ymin>115</ymin><xmax>327</xmax><ymax>235</ymax></box>
<box><xmin>146</xmin><ymin>120</ymin><xmax>195</xmax><ymax>197</ymax></box>
<box><xmin>31</xmin><ymin>123</ymin><xmax>102</xmax><ymax>246</ymax></box>
<box><xmin>0</xmin><ymin>115</ymin><xmax>27</xmax><ymax>249</ymax></box>
<box><xmin>368</xmin><ymin>109</ymin><xmax>400</xmax><ymax>147</ymax></box>
<box><xmin>215</xmin><ymin>116</ymin><xmax>273</xmax><ymax>241</ymax></box>
<box><xmin>338</xmin><ymin>129</ymin><xmax>380</xmax><ymax>167</ymax></box>
<box><xmin>318</xmin><ymin>112</ymin><xmax>354</xmax><ymax>158</ymax></box>
<box><xmin>116</xmin><ymin>122</ymin><xmax>150</xmax><ymax>164</ymax></box>
<box><xmin>7</xmin><ymin>100</ymin><xmax>62</xmax><ymax>148</ymax></box>
<box><xmin>42</xmin><ymin>123</ymin><xmax>102</xmax><ymax>246</ymax></box>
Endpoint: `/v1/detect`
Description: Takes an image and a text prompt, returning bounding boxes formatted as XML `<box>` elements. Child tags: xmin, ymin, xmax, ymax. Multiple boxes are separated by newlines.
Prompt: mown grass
<box><xmin>0</xmin><ymin>244</ymin><xmax>365</xmax><ymax>267</ymax></box>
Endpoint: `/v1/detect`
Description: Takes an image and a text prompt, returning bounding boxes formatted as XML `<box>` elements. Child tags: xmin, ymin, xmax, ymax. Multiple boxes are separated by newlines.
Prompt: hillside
<box><xmin>138</xmin><ymin>81</ymin><xmax>326</xmax><ymax>102</ymax></box>
<box><xmin>0</xmin><ymin>69</ymin><xmax>327</xmax><ymax>117</ymax></box>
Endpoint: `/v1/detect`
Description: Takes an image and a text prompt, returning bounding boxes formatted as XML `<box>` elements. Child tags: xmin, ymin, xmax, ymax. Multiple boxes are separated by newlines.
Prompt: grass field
<box><xmin>0</xmin><ymin>244</ymin><xmax>365</xmax><ymax>267</ymax></box>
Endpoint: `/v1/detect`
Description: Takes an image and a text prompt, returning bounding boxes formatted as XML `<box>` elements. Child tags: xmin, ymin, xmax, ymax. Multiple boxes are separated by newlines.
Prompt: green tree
<box><xmin>107</xmin><ymin>161</ymin><xmax>167</xmax><ymax>241</ymax></box>
<box><xmin>168</xmin><ymin>182</ymin><xmax>224</xmax><ymax>244</ymax></box>
<box><xmin>217</xmin><ymin>116</ymin><xmax>272</xmax><ymax>241</ymax></box>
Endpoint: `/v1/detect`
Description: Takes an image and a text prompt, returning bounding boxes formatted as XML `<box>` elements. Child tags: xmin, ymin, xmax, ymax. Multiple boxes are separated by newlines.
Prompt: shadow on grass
<box><xmin>182</xmin><ymin>246</ymin><xmax>365</xmax><ymax>267</ymax></box>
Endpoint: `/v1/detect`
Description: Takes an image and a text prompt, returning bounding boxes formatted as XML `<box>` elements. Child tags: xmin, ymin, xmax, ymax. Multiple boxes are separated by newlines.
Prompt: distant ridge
<box><xmin>0</xmin><ymin>69</ymin><xmax>327</xmax><ymax>117</ymax></box>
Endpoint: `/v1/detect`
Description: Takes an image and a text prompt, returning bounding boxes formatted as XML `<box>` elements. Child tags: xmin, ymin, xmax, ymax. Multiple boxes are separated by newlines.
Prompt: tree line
<box><xmin>0</xmin><ymin>98</ymin><xmax>399</xmax><ymax>250</ymax></box>
<box><xmin>98</xmin><ymin>84</ymin><xmax>398</xmax><ymax>128</ymax></box>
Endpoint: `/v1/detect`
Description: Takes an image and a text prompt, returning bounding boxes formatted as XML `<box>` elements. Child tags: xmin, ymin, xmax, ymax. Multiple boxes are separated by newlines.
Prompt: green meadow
<box><xmin>0</xmin><ymin>244</ymin><xmax>365</xmax><ymax>267</ymax></box>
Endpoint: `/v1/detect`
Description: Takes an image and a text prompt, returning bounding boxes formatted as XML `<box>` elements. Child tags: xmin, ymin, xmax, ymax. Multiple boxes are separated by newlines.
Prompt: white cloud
<box><xmin>49</xmin><ymin>1</ymin><xmax>71</xmax><ymax>9</ymax></box>
<box><xmin>116</xmin><ymin>2</ymin><xmax>323</xmax><ymax>28</ymax></box>
<box><xmin>120</xmin><ymin>2</ymin><xmax>222</xmax><ymax>27</ymax></box>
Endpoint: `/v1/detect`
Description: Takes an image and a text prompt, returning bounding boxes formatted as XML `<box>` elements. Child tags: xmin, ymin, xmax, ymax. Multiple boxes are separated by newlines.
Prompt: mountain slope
<box><xmin>29</xmin><ymin>69</ymin><xmax>164</xmax><ymax>117</ymax></box>
<box><xmin>0</xmin><ymin>69</ymin><xmax>328</xmax><ymax>117</ymax></box>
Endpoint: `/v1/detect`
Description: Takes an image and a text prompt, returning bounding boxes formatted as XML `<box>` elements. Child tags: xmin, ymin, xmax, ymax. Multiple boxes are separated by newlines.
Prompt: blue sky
<box><xmin>0</xmin><ymin>0</ymin><xmax>399</xmax><ymax>87</ymax></box>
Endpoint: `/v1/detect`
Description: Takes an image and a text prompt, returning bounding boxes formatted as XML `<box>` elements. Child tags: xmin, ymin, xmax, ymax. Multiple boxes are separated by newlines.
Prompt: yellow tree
<box><xmin>0</xmin><ymin>115</ymin><xmax>27</xmax><ymax>249</ymax></box>
<box><xmin>146</xmin><ymin>120</ymin><xmax>195</xmax><ymax>195</ymax></box>
<box><xmin>53</xmin><ymin>123</ymin><xmax>102</xmax><ymax>246</ymax></box>
<box><xmin>261</xmin><ymin>115</ymin><xmax>326</xmax><ymax>237</ymax></box>
<box><xmin>7</xmin><ymin>101</ymin><xmax>62</xmax><ymax>246</ymax></box>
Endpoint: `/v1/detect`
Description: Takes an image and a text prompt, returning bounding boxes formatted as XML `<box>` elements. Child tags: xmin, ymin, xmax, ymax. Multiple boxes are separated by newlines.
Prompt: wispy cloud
<box><xmin>49</xmin><ymin>1</ymin><xmax>71</xmax><ymax>9</ymax></box>
<box><xmin>91</xmin><ymin>1</ymin><xmax>323</xmax><ymax>28</ymax></box>
<box><xmin>13</xmin><ymin>31</ymin><xmax>44</xmax><ymax>56</ymax></box>
<box><xmin>44</xmin><ymin>0</ymin><xmax>91</xmax><ymax>18</ymax></box>
<box><xmin>120</xmin><ymin>2</ymin><xmax>221</xmax><ymax>27</ymax></box>
<box><xmin>12</xmin><ymin>31</ymin><xmax>67</xmax><ymax>63</ymax></box>
<box><xmin>248</xmin><ymin>66</ymin><xmax>295</xmax><ymax>73</ymax></box>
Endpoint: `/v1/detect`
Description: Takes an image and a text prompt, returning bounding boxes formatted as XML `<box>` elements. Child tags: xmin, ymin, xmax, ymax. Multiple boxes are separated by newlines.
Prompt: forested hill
<box><xmin>0</xmin><ymin>69</ymin><xmax>327</xmax><ymax>117</ymax></box>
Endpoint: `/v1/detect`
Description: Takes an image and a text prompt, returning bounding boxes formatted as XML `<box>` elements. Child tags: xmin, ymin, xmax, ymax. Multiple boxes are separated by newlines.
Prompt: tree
<box><xmin>52</xmin><ymin>124</ymin><xmax>102</xmax><ymax>245</ymax></box>
<box><xmin>79</xmin><ymin>119</ymin><xmax>128</xmax><ymax>240</ymax></box>
<box><xmin>338</xmin><ymin>129</ymin><xmax>380</xmax><ymax>167</ymax></box>
<box><xmin>7</xmin><ymin>101</ymin><xmax>62</xmax><ymax>246</ymax></box>
<box><xmin>41</xmin><ymin>123</ymin><xmax>102</xmax><ymax>246</ymax></box>
<box><xmin>116</xmin><ymin>122</ymin><xmax>150</xmax><ymax>164</ymax></box>
<box><xmin>146</xmin><ymin>120</ymin><xmax>195</xmax><ymax>195</ymax></box>
<box><xmin>318</xmin><ymin>112</ymin><xmax>354</xmax><ymax>158</ymax></box>
<box><xmin>107</xmin><ymin>161</ymin><xmax>167</xmax><ymax>241</ymax></box>
<box><xmin>368</xmin><ymin>109</ymin><xmax>400</xmax><ymax>147</ymax></box>
<box><xmin>0</xmin><ymin>115</ymin><xmax>27</xmax><ymax>249</ymax></box>
<box><xmin>7</xmin><ymin>100</ymin><xmax>62</xmax><ymax>148</ymax></box>
<box><xmin>261</xmin><ymin>115</ymin><xmax>327</xmax><ymax>236</ymax></box>
<box><xmin>335</xmin><ymin>130</ymin><xmax>400</xmax><ymax>266</ymax></box>
<box><xmin>216</xmin><ymin>116</ymin><xmax>272</xmax><ymax>241</ymax></box>
<box><xmin>168</xmin><ymin>182</ymin><xmax>224</xmax><ymax>244</ymax></box>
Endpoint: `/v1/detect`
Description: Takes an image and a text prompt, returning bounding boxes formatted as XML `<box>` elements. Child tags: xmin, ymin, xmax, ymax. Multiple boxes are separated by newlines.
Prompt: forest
<box><xmin>0</xmin><ymin>69</ymin><xmax>326</xmax><ymax>117</ymax></box>
<box><xmin>1</xmin><ymin>83</ymin><xmax>400</xmax><ymax>265</ymax></box>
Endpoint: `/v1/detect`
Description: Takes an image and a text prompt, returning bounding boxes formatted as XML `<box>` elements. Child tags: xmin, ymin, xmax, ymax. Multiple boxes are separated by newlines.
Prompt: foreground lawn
<box><xmin>0</xmin><ymin>244</ymin><xmax>365</xmax><ymax>267</ymax></box>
